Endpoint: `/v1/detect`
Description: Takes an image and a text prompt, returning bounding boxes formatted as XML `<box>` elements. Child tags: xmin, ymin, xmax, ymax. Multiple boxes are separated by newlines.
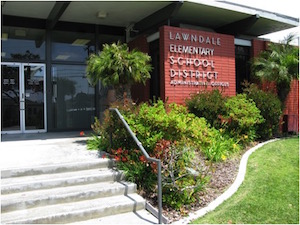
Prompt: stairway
<box><xmin>1</xmin><ymin>159</ymin><xmax>158</xmax><ymax>224</ymax></box>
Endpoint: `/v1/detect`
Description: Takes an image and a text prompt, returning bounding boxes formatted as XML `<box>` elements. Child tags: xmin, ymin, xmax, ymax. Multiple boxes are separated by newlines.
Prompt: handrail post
<box><xmin>109</xmin><ymin>108</ymin><xmax>163</xmax><ymax>224</ymax></box>
<box><xmin>157</xmin><ymin>160</ymin><xmax>162</xmax><ymax>224</ymax></box>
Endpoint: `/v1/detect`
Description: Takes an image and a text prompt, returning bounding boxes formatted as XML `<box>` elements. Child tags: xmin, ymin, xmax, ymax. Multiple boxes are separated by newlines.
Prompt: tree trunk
<box><xmin>115</xmin><ymin>84</ymin><xmax>131</xmax><ymax>101</ymax></box>
<box><xmin>107</xmin><ymin>84</ymin><xmax>132</xmax><ymax>105</ymax></box>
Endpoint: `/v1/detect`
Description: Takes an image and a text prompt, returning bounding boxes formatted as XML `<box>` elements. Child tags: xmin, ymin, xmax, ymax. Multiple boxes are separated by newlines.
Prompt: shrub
<box><xmin>154</xmin><ymin>140</ymin><xmax>208</xmax><ymax>209</ymax></box>
<box><xmin>223</xmin><ymin>94</ymin><xmax>265</xmax><ymax>144</ymax></box>
<box><xmin>243</xmin><ymin>83</ymin><xmax>282</xmax><ymax>139</ymax></box>
<box><xmin>186</xmin><ymin>89</ymin><xmax>226</xmax><ymax>127</ymax></box>
<box><xmin>204</xmin><ymin>131</ymin><xmax>241</xmax><ymax>161</ymax></box>
<box><xmin>87</xmin><ymin>99</ymin><xmax>244</xmax><ymax>211</ymax></box>
<box><xmin>124</xmin><ymin>100</ymin><xmax>218</xmax><ymax>153</ymax></box>
<box><xmin>185</xmin><ymin>89</ymin><xmax>265</xmax><ymax>146</ymax></box>
<box><xmin>86</xmin><ymin>42</ymin><xmax>152</xmax><ymax>100</ymax></box>
<box><xmin>110</xmin><ymin>147</ymin><xmax>157</xmax><ymax>193</ymax></box>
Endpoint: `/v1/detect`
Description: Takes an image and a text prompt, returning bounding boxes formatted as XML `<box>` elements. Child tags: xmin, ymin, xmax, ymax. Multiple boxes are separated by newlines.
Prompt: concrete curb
<box><xmin>173</xmin><ymin>139</ymin><xmax>278</xmax><ymax>225</ymax></box>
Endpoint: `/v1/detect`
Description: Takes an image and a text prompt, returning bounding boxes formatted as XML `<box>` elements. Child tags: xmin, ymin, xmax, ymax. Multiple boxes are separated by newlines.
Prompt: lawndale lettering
<box><xmin>169</xmin><ymin>32</ymin><xmax>221</xmax><ymax>46</ymax></box>
<box><xmin>168</xmin><ymin>30</ymin><xmax>230</xmax><ymax>88</ymax></box>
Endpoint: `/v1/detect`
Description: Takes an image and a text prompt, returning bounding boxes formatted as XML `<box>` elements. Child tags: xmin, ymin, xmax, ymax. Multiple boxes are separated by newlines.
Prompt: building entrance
<box><xmin>1</xmin><ymin>63</ymin><xmax>46</xmax><ymax>134</ymax></box>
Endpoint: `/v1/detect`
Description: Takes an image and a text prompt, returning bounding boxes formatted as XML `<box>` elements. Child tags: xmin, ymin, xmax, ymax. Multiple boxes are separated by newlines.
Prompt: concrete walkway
<box><xmin>1</xmin><ymin>132</ymin><xmax>158</xmax><ymax>224</ymax></box>
<box><xmin>0</xmin><ymin>132</ymin><xmax>100</xmax><ymax>170</ymax></box>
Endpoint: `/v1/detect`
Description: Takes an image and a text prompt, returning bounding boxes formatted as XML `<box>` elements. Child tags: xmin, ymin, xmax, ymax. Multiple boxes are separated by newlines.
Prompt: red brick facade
<box><xmin>160</xmin><ymin>26</ymin><xmax>236</xmax><ymax>104</ymax></box>
<box><xmin>284</xmin><ymin>80</ymin><xmax>299</xmax><ymax>132</ymax></box>
<box><xmin>129</xmin><ymin>27</ymin><xmax>299</xmax><ymax>133</ymax></box>
<box><xmin>128</xmin><ymin>35</ymin><xmax>151</xmax><ymax>103</ymax></box>
<box><xmin>252</xmin><ymin>38</ymin><xmax>299</xmax><ymax>133</ymax></box>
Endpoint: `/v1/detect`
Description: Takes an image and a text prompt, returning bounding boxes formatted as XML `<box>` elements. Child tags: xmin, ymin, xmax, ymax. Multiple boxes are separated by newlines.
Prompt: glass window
<box><xmin>52</xmin><ymin>31</ymin><xmax>95</xmax><ymax>62</ymax></box>
<box><xmin>98</xmin><ymin>34</ymin><xmax>125</xmax><ymax>50</ymax></box>
<box><xmin>1</xmin><ymin>26</ymin><xmax>45</xmax><ymax>61</ymax></box>
<box><xmin>52</xmin><ymin>64</ymin><xmax>95</xmax><ymax>129</ymax></box>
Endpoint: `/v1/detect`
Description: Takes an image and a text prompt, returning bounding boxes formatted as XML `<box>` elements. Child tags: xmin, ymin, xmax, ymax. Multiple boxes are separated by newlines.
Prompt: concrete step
<box><xmin>1</xmin><ymin>159</ymin><xmax>114</xmax><ymax>178</ymax></box>
<box><xmin>1</xmin><ymin>160</ymin><xmax>158</xmax><ymax>224</ymax></box>
<box><xmin>1</xmin><ymin>181</ymin><xmax>136</xmax><ymax>213</ymax></box>
<box><xmin>1</xmin><ymin>168</ymin><xmax>123</xmax><ymax>194</ymax></box>
<box><xmin>72</xmin><ymin>210</ymin><xmax>158</xmax><ymax>224</ymax></box>
<box><xmin>1</xmin><ymin>193</ymin><xmax>146</xmax><ymax>224</ymax></box>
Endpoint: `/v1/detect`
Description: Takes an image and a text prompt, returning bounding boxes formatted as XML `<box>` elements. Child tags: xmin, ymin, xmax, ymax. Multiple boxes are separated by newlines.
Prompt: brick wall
<box><xmin>252</xmin><ymin>38</ymin><xmax>299</xmax><ymax>133</ymax></box>
<box><xmin>160</xmin><ymin>26</ymin><xmax>236</xmax><ymax>104</ymax></box>
<box><xmin>284</xmin><ymin>79</ymin><xmax>299</xmax><ymax>132</ymax></box>
<box><xmin>128</xmin><ymin>35</ymin><xmax>151</xmax><ymax>103</ymax></box>
<box><xmin>251</xmin><ymin>38</ymin><xmax>269</xmax><ymax>57</ymax></box>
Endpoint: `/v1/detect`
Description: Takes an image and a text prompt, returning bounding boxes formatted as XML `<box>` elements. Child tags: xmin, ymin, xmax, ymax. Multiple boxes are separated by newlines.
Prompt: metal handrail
<box><xmin>109</xmin><ymin>108</ymin><xmax>163</xmax><ymax>224</ymax></box>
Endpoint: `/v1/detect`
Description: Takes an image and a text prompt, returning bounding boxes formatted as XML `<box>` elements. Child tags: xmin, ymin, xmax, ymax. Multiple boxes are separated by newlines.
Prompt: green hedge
<box><xmin>243</xmin><ymin>83</ymin><xmax>282</xmax><ymax>139</ymax></box>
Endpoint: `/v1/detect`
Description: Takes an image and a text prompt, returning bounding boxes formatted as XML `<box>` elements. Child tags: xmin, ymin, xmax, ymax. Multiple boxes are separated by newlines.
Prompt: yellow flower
<box><xmin>221</xmin><ymin>154</ymin><xmax>227</xmax><ymax>161</ymax></box>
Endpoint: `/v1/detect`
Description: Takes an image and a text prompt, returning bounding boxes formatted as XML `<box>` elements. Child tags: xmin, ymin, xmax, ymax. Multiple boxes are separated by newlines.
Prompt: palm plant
<box><xmin>86</xmin><ymin>42</ymin><xmax>152</xmax><ymax>100</ymax></box>
<box><xmin>251</xmin><ymin>34</ymin><xmax>299</xmax><ymax>106</ymax></box>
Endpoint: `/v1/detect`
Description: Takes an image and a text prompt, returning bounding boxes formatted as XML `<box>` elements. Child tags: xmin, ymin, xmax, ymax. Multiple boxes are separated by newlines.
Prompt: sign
<box><xmin>161</xmin><ymin>26</ymin><xmax>235</xmax><ymax>104</ymax></box>
<box><xmin>168</xmin><ymin>30</ymin><xmax>229</xmax><ymax>87</ymax></box>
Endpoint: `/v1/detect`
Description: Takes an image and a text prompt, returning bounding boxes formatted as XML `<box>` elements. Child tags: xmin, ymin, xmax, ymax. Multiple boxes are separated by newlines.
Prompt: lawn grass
<box><xmin>192</xmin><ymin>137</ymin><xmax>299</xmax><ymax>224</ymax></box>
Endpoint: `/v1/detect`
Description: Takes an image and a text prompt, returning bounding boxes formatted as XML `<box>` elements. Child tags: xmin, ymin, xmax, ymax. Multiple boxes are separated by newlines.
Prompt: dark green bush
<box><xmin>223</xmin><ymin>94</ymin><xmax>265</xmax><ymax>144</ymax></box>
<box><xmin>186</xmin><ymin>89</ymin><xmax>226</xmax><ymax>127</ymax></box>
<box><xmin>185</xmin><ymin>89</ymin><xmax>265</xmax><ymax>146</ymax></box>
<box><xmin>243</xmin><ymin>83</ymin><xmax>282</xmax><ymax>139</ymax></box>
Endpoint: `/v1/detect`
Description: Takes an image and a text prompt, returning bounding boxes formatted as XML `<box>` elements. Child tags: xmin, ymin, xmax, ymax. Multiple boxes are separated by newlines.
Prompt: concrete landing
<box><xmin>0</xmin><ymin>132</ymin><xmax>99</xmax><ymax>169</ymax></box>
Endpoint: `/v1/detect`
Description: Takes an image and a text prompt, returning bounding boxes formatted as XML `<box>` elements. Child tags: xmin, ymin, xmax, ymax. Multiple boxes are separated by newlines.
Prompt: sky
<box><xmin>223</xmin><ymin>0</ymin><xmax>300</xmax><ymax>45</ymax></box>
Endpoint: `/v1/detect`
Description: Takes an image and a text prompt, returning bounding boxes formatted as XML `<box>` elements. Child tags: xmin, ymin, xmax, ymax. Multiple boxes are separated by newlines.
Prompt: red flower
<box><xmin>79</xmin><ymin>131</ymin><xmax>85</xmax><ymax>136</ymax></box>
<box><xmin>116</xmin><ymin>148</ymin><xmax>123</xmax><ymax>154</ymax></box>
<box><xmin>151</xmin><ymin>162</ymin><xmax>157</xmax><ymax>173</ymax></box>
<box><xmin>139</xmin><ymin>155</ymin><xmax>147</xmax><ymax>163</ymax></box>
<box><xmin>122</xmin><ymin>157</ymin><xmax>127</xmax><ymax>162</ymax></box>
<box><xmin>114</xmin><ymin>156</ymin><xmax>121</xmax><ymax>162</ymax></box>
<box><xmin>102</xmin><ymin>153</ymin><xmax>107</xmax><ymax>159</ymax></box>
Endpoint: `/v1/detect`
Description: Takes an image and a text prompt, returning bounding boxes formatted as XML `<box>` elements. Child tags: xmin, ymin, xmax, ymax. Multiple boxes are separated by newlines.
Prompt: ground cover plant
<box><xmin>192</xmin><ymin>137</ymin><xmax>299</xmax><ymax>224</ymax></box>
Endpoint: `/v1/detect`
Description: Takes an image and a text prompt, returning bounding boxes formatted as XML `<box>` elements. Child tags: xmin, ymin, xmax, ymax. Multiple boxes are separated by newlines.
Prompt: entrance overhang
<box><xmin>2</xmin><ymin>1</ymin><xmax>298</xmax><ymax>38</ymax></box>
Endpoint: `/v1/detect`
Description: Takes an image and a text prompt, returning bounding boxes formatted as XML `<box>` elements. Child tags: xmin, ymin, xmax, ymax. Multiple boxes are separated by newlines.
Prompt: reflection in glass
<box><xmin>52</xmin><ymin>31</ymin><xmax>95</xmax><ymax>62</ymax></box>
<box><xmin>52</xmin><ymin>65</ymin><xmax>95</xmax><ymax>129</ymax></box>
<box><xmin>24</xmin><ymin>65</ymin><xmax>45</xmax><ymax>130</ymax></box>
<box><xmin>1</xmin><ymin>26</ymin><xmax>45</xmax><ymax>60</ymax></box>
<box><xmin>1</xmin><ymin>65</ymin><xmax>20</xmax><ymax>131</ymax></box>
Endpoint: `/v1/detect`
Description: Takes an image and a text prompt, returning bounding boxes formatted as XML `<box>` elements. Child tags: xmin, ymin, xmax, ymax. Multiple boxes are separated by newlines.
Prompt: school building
<box><xmin>1</xmin><ymin>1</ymin><xmax>299</xmax><ymax>134</ymax></box>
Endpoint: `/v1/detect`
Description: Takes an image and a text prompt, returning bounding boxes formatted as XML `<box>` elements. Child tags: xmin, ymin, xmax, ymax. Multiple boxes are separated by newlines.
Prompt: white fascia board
<box><xmin>186</xmin><ymin>0</ymin><xmax>299</xmax><ymax>27</ymax></box>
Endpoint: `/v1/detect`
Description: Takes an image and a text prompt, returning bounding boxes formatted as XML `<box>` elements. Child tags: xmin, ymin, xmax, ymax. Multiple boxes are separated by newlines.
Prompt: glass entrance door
<box><xmin>1</xmin><ymin>63</ymin><xmax>46</xmax><ymax>133</ymax></box>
